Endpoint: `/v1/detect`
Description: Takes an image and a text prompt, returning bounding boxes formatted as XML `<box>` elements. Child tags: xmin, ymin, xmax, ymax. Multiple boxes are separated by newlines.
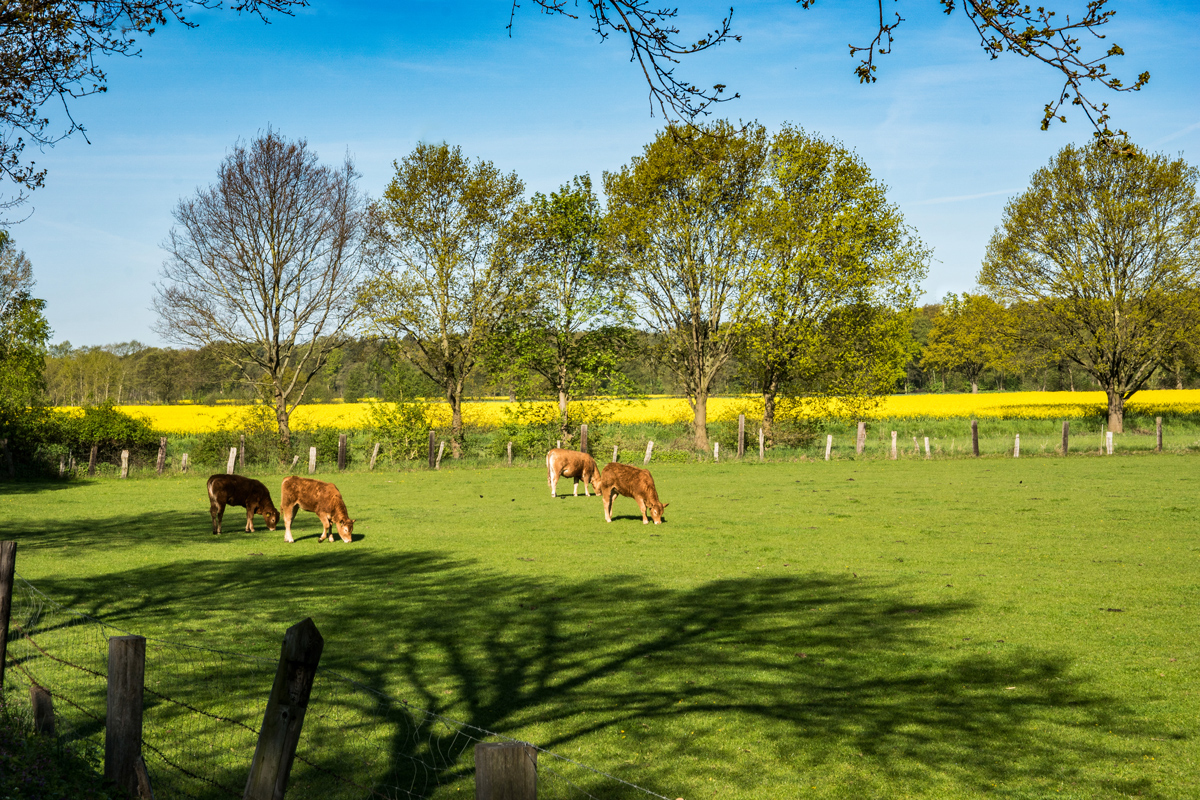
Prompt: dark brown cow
<box><xmin>206</xmin><ymin>474</ymin><xmax>279</xmax><ymax>536</ymax></box>
<box><xmin>546</xmin><ymin>448</ymin><xmax>602</xmax><ymax>498</ymax></box>
<box><xmin>596</xmin><ymin>462</ymin><xmax>668</xmax><ymax>525</ymax></box>
<box><xmin>280</xmin><ymin>476</ymin><xmax>355</xmax><ymax>543</ymax></box>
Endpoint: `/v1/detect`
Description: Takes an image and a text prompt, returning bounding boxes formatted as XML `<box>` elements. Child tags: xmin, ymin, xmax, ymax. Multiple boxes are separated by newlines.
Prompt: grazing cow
<box><xmin>206</xmin><ymin>474</ymin><xmax>279</xmax><ymax>536</ymax></box>
<box><xmin>280</xmin><ymin>476</ymin><xmax>355</xmax><ymax>543</ymax></box>
<box><xmin>597</xmin><ymin>462</ymin><xmax>668</xmax><ymax>525</ymax></box>
<box><xmin>546</xmin><ymin>448</ymin><xmax>602</xmax><ymax>498</ymax></box>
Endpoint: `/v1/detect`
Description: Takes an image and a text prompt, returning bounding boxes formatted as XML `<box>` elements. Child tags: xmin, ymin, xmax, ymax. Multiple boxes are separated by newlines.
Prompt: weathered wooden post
<box><xmin>1014</xmin><ymin>433</ymin><xmax>1021</xmax><ymax>458</ymax></box>
<box><xmin>474</xmin><ymin>741</ymin><xmax>537</xmax><ymax>800</ymax></box>
<box><xmin>337</xmin><ymin>434</ymin><xmax>348</xmax><ymax>471</ymax></box>
<box><xmin>369</xmin><ymin>443</ymin><xmax>380</xmax><ymax>471</ymax></box>
<box><xmin>155</xmin><ymin>437</ymin><xmax>167</xmax><ymax>475</ymax></box>
<box><xmin>1106</xmin><ymin>430</ymin><xmax>1113</xmax><ymax>455</ymax></box>
<box><xmin>758</xmin><ymin>428</ymin><xmax>764</xmax><ymax>461</ymax></box>
<box><xmin>1062</xmin><ymin>420</ymin><xmax>1069</xmax><ymax>456</ymax></box>
<box><xmin>1</xmin><ymin>439</ymin><xmax>12</xmax><ymax>477</ymax></box>
<box><xmin>428</xmin><ymin>431</ymin><xmax>436</xmax><ymax>470</ymax></box>
<box><xmin>713</xmin><ymin>441</ymin><xmax>719</xmax><ymax>462</ymax></box>
<box><xmin>106</xmin><ymin>635</ymin><xmax>151</xmax><ymax>799</ymax></box>
<box><xmin>59</xmin><ymin>455</ymin><xmax>66</xmax><ymax>477</ymax></box>
<box><xmin>924</xmin><ymin>437</ymin><xmax>931</xmax><ymax>459</ymax></box>
<box><xmin>825</xmin><ymin>434</ymin><xmax>833</xmax><ymax>461</ymax></box>
<box><xmin>290</xmin><ymin>455</ymin><xmax>299</xmax><ymax>472</ymax></box>
<box><xmin>971</xmin><ymin>420</ymin><xmax>979</xmax><ymax>457</ymax></box>
<box><xmin>0</xmin><ymin>541</ymin><xmax>15</xmax><ymax>690</ymax></box>
<box><xmin>120</xmin><ymin>450</ymin><xmax>130</xmax><ymax>479</ymax></box>
<box><xmin>890</xmin><ymin>431</ymin><xmax>897</xmax><ymax>460</ymax></box>
<box><xmin>912</xmin><ymin>436</ymin><xmax>919</xmax><ymax>455</ymax></box>
<box><xmin>244</xmin><ymin>618</ymin><xmax>324</xmax><ymax>800</ymax></box>
<box><xmin>227</xmin><ymin>447</ymin><xmax>238</xmax><ymax>475</ymax></box>
<box><xmin>1156</xmin><ymin>416</ymin><xmax>1163</xmax><ymax>452</ymax></box>
<box><xmin>307</xmin><ymin>447</ymin><xmax>317</xmax><ymax>475</ymax></box>
<box><xmin>737</xmin><ymin>414</ymin><xmax>745</xmax><ymax>458</ymax></box>
<box><xmin>580</xmin><ymin>424</ymin><xmax>588</xmax><ymax>454</ymax></box>
<box><xmin>88</xmin><ymin>444</ymin><xmax>98</xmax><ymax>477</ymax></box>
<box><xmin>436</xmin><ymin>441</ymin><xmax>446</xmax><ymax>470</ymax></box>
<box><xmin>612</xmin><ymin>444</ymin><xmax>619</xmax><ymax>463</ymax></box>
<box><xmin>855</xmin><ymin>422</ymin><xmax>866</xmax><ymax>454</ymax></box>
<box><xmin>69</xmin><ymin>455</ymin><xmax>75</xmax><ymax>474</ymax></box>
<box><xmin>181</xmin><ymin>453</ymin><xmax>189</xmax><ymax>473</ymax></box>
<box><xmin>239</xmin><ymin>435</ymin><xmax>246</xmax><ymax>470</ymax></box>
<box><xmin>643</xmin><ymin>441</ymin><xmax>654</xmax><ymax>465</ymax></box>
<box><xmin>507</xmin><ymin>441</ymin><xmax>513</xmax><ymax>466</ymax></box>
<box><xmin>31</xmin><ymin>684</ymin><xmax>54</xmax><ymax>735</ymax></box>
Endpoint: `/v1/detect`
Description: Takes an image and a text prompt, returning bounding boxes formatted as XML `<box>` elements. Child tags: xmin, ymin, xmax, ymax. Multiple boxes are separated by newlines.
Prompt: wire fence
<box><xmin>3</xmin><ymin>573</ymin><xmax>675</xmax><ymax>800</ymax></box>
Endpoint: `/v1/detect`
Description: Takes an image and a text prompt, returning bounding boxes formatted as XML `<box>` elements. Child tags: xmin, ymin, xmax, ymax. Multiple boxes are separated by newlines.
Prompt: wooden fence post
<box><xmin>737</xmin><ymin>414</ymin><xmax>745</xmax><ymax>459</ymax></box>
<box><xmin>181</xmin><ymin>453</ymin><xmax>189</xmax><ymax>473</ymax></box>
<box><xmin>428</xmin><ymin>431</ymin><xmax>436</xmax><ymax>470</ymax></box>
<box><xmin>580</xmin><ymin>424</ymin><xmax>588</xmax><ymax>454</ymax></box>
<box><xmin>890</xmin><ymin>431</ymin><xmax>897</xmax><ymax>460</ymax></box>
<box><xmin>912</xmin><ymin>436</ymin><xmax>919</xmax><ymax>455</ymax></box>
<box><xmin>474</xmin><ymin>741</ymin><xmax>537</xmax><ymax>800</ymax></box>
<box><xmin>244</xmin><ymin>618</ymin><xmax>324</xmax><ymax>800</ymax></box>
<box><xmin>106</xmin><ymin>635</ymin><xmax>151</xmax><ymax>799</ymax></box>
<box><xmin>713</xmin><ymin>442</ymin><xmax>719</xmax><ymax>462</ymax></box>
<box><xmin>855</xmin><ymin>422</ymin><xmax>866</xmax><ymax>454</ymax></box>
<box><xmin>1</xmin><ymin>439</ymin><xmax>12</xmax><ymax>478</ymax></box>
<box><xmin>307</xmin><ymin>447</ymin><xmax>317</xmax><ymax>475</ymax></box>
<box><xmin>643</xmin><ymin>441</ymin><xmax>654</xmax><ymax>465</ymax></box>
<box><xmin>971</xmin><ymin>420</ymin><xmax>979</xmax><ymax>457</ymax></box>
<box><xmin>31</xmin><ymin>684</ymin><xmax>54</xmax><ymax>735</ymax></box>
<box><xmin>557</xmin><ymin>440</ymin><xmax>562</xmax><ymax>449</ymax></box>
<box><xmin>612</xmin><ymin>444</ymin><xmax>619</xmax><ymax>463</ymax></box>
<box><xmin>0</xmin><ymin>541</ymin><xmax>15</xmax><ymax>690</ymax></box>
<box><xmin>59</xmin><ymin>456</ymin><xmax>66</xmax><ymax>477</ymax></box>
<box><xmin>156</xmin><ymin>437</ymin><xmax>167</xmax><ymax>475</ymax></box>
<box><xmin>88</xmin><ymin>444</ymin><xmax>98</xmax><ymax>477</ymax></box>
<box><xmin>227</xmin><ymin>447</ymin><xmax>238</xmax><ymax>475</ymax></box>
<box><xmin>822</xmin><ymin>435</ymin><xmax>830</xmax><ymax>461</ymax></box>
<box><xmin>69</xmin><ymin>455</ymin><xmax>75</xmax><ymax>474</ymax></box>
<box><xmin>1014</xmin><ymin>434</ymin><xmax>1020</xmax><ymax>458</ymax></box>
<box><xmin>290</xmin><ymin>455</ymin><xmax>299</xmax><ymax>472</ymax></box>
<box><xmin>337</xmin><ymin>434</ymin><xmax>347</xmax><ymax>471</ymax></box>
<box><xmin>1062</xmin><ymin>420</ymin><xmax>1069</xmax><ymax>456</ymax></box>
<box><xmin>369</xmin><ymin>443</ymin><xmax>380</xmax><ymax>471</ymax></box>
<box><xmin>120</xmin><ymin>450</ymin><xmax>130</xmax><ymax>479</ymax></box>
<box><xmin>1156</xmin><ymin>417</ymin><xmax>1163</xmax><ymax>452</ymax></box>
<box><xmin>758</xmin><ymin>428</ymin><xmax>764</xmax><ymax>461</ymax></box>
<box><xmin>436</xmin><ymin>441</ymin><xmax>446</xmax><ymax>470</ymax></box>
<box><xmin>507</xmin><ymin>441</ymin><xmax>513</xmax><ymax>466</ymax></box>
<box><xmin>239</xmin><ymin>435</ymin><xmax>246</xmax><ymax>470</ymax></box>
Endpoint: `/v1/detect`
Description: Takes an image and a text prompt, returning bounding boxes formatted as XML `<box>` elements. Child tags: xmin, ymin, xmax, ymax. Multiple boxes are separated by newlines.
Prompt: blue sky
<box><xmin>12</xmin><ymin>0</ymin><xmax>1200</xmax><ymax>347</ymax></box>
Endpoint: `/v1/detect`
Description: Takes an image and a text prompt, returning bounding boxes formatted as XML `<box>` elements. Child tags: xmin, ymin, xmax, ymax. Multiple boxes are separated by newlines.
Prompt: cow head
<box><xmin>336</xmin><ymin>517</ymin><xmax>355</xmax><ymax>543</ymax></box>
<box><xmin>649</xmin><ymin>501</ymin><xmax>668</xmax><ymax>525</ymax></box>
<box><xmin>264</xmin><ymin>507</ymin><xmax>280</xmax><ymax>531</ymax></box>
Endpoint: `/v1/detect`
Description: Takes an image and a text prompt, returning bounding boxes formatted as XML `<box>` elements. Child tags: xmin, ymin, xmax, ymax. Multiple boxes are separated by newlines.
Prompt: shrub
<box><xmin>367</xmin><ymin>400</ymin><xmax>432</xmax><ymax>462</ymax></box>
<box><xmin>490</xmin><ymin>402</ymin><xmax>560</xmax><ymax>458</ymax></box>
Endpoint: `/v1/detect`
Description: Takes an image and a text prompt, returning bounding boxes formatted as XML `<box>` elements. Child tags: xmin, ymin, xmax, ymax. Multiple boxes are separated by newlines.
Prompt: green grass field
<box><xmin>4</xmin><ymin>454</ymin><xmax>1200</xmax><ymax>799</ymax></box>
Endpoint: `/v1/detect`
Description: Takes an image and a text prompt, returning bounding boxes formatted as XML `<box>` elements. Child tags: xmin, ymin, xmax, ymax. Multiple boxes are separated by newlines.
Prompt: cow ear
<box><xmin>661</xmin><ymin>503</ymin><xmax>669</xmax><ymax>509</ymax></box>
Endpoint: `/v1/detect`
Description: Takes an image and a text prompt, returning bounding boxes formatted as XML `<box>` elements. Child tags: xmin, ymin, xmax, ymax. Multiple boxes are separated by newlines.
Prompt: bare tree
<box><xmin>154</xmin><ymin>130</ymin><xmax>364</xmax><ymax>448</ymax></box>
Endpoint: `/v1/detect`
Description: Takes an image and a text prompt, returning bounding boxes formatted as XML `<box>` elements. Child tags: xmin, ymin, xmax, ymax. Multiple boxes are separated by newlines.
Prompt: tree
<box><xmin>737</xmin><ymin>126</ymin><xmax>928</xmax><ymax>437</ymax></box>
<box><xmin>981</xmin><ymin>141</ymin><xmax>1200</xmax><ymax>431</ymax></box>
<box><xmin>0</xmin><ymin>232</ymin><xmax>50</xmax><ymax>413</ymax></box>
<box><xmin>154</xmin><ymin>130</ymin><xmax>365</xmax><ymax>448</ymax></box>
<box><xmin>490</xmin><ymin>175</ymin><xmax>635</xmax><ymax>439</ymax></box>
<box><xmin>521</xmin><ymin>0</ymin><xmax>1147</xmax><ymax>133</ymax></box>
<box><xmin>359</xmin><ymin>142</ymin><xmax>525</xmax><ymax>458</ymax></box>
<box><xmin>0</xmin><ymin>0</ymin><xmax>304</xmax><ymax>210</ymax></box>
<box><xmin>922</xmin><ymin>292</ymin><xmax>1012</xmax><ymax>393</ymax></box>
<box><xmin>605</xmin><ymin>121</ymin><xmax>767</xmax><ymax>450</ymax></box>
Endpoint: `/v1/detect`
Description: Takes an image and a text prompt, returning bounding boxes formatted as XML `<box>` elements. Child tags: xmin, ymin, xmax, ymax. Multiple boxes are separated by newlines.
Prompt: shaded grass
<box><xmin>3</xmin><ymin>457</ymin><xmax>1200</xmax><ymax>798</ymax></box>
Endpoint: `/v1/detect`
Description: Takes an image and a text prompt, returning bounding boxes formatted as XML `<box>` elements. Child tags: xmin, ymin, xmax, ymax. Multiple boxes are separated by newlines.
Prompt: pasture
<box><xmin>4</xmin><ymin>455</ymin><xmax>1200</xmax><ymax>799</ymax></box>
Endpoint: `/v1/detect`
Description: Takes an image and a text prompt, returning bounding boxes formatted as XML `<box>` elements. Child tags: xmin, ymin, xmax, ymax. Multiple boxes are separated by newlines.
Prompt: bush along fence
<box><xmin>0</xmin><ymin>542</ymin><xmax>676</xmax><ymax>800</ymax></box>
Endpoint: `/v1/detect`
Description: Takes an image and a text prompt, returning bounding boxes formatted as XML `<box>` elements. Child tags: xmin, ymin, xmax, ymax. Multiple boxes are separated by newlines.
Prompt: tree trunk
<box><xmin>558</xmin><ymin>388</ymin><xmax>569</xmax><ymax>440</ymax></box>
<box><xmin>970</xmin><ymin>379</ymin><xmax>978</xmax><ymax>394</ymax></box>
<box><xmin>693</xmin><ymin>391</ymin><xmax>709</xmax><ymax>451</ymax></box>
<box><xmin>275</xmin><ymin>396</ymin><xmax>292</xmax><ymax>448</ymax></box>
<box><xmin>1106</xmin><ymin>389</ymin><xmax>1125</xmax><ymax>433</ymax></box>
<box><xmin>762</xmin><ymin>390</ymin><xmax>777</xmax><ymax>445</ymax></box>
<box><xmin>449</xmin><ymin>391</ymin><xmax>464</xmax><ymax>458</ymax></box>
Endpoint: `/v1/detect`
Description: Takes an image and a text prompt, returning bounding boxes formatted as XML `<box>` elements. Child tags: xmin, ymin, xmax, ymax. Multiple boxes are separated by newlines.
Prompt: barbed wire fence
<box><xmin>2</xmin><ymin>568</ymin><xmax>676</xmax><ymax>800</ymax></box>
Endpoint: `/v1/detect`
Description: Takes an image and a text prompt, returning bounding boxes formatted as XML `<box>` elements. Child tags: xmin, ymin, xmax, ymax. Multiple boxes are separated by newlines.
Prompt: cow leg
<box><xmin>283</xmin><ymin>504</ymin><xmax>296</xmax><ymax>543</ymax></box>
<box><xmin>603</xmin><ymin>489</ymin><xmax>614</xmax><ymax>523</ymax></box>
<box><xmin>245</xmin><ymin>507</ymin><xmax>255</xmax><ymax>533</ymax></box>
<box><xmin>638</xmin><ymin>498</ymin><xmax>649</xmax><ymax>525</ymax></box>
<box><xmin>318</xmin><ymin>513</ymin><xmax>329</xmax><ymax>543</ymax></box>
<box><xmin>573</xmin><ymin>476</ymin><xmax>579</xmax><ymax>496</ymax></box>
<box><xmin>210</xmin><ymin>501</ymin><xmax>223</xmax><ymax>536</ymax></box>
<box><xmin>550</xmin><ymin>471</ymin><xmax>559</xmax><ymax>498</ymax></box>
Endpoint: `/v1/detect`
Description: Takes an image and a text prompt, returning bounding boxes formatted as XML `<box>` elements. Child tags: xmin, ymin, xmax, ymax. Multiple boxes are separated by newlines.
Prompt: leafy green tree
<box><xmin>360</xmin><ymin>142</ymin><xmax>525</xmax><ymax>457</ymax></box>
<box><xmin>922</xmin><ymin>292</ymin><xmax>1012</xmax><ymax>393</ymax></box>
<box><xmin>490</xmin><ymin>175</ymin><xmax>635</xmax><ymax>441</ymax></box>
<box><xmin>0</xmin><ymin>232</ymin><xmax>49</xmax><ymax>414</ymax></box>
<box><xmin>980</xmin><ymin>141</ymin><xmax>1200</xmax><ymax>431</ymax></box>
<box><xmin>737</xmin><ymin>127</ymin><xmax>928</xmax><ymax>436</ymax></box>
<box><xmin>605</xmin><ymin>121</ymin><xmax>767</xmax><ymax>450</ymax></box>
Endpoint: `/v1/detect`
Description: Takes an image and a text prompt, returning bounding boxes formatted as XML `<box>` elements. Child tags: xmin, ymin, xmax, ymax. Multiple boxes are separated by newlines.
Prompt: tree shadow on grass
<box><xmin>10</xmin><ymin>527</ymin><xmax>1174</xmax><ymax>800</ymax></box>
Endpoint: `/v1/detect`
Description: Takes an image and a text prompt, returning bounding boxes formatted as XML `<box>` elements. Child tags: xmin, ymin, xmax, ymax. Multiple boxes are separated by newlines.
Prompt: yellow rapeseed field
<box><xmin>65</xmin><ymin>389</ymin><xmax>1200</xmax><ymax>433</ymax></box>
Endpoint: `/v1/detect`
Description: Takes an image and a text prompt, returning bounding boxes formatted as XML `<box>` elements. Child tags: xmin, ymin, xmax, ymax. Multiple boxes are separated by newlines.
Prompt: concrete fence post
<box><xmin>855</xmin><ymin>422</ymin><xmax>866</xmax><ymax>454</ymax></box>
<box><xmin>227</xmin><ymin>447</ymin><xmax>238</xmax><ymax>475</ymax></box>
<box><xmin>1106</xmin><ymin>430</ymin><xmax>1114</xmax><ymax>455</ymax></box>
<box><xmin>307</xmin><ymin>447</ymin><xmax>317</xmax><ymax>475</ymax></box>
<box><xmin>244</xmin><ymin>619</ymin><xmax>324</xmax><ymax>800</ymax></box>
<box><xmin>713</xmin><ymin>441</ymin><xmax>719</xmax><ymax>462</ymax></box>
<box><xmin>758</xmin><ymin>428</ymin><xmax>764</xmax><ymax>462</ymax></box>
<box><xmin>612</xmin><ymin>444</ymin><xmax>619</xmax><ymax>463</ymax></box>
<box><xmin>643</xmin><ymin>441</ymin><xmax>654</xmax><ymax>465</ymax></box>
<box><xmin>120</xmin><ymin>450</ymin><xmax>130</xmax><ymax>479</ymax></box>
<box><xmin>507</xmin><ymin>441</ymin><xmax>513</xmax><ymax>466</ymax></box>
<box><xmin>890</xmin><ymin>431</ymin><xmax>897</xmax><ymax>460</ymax></box>
<box><xmin>475</xmin><ymin>741</ymin><xmax>537</xmax><ymax>800</ymax></box>
<box><xmin>825</xmin><ymin>434</ymin><xmax>832</xmax><ymax>461</ymax></box>
<box><xmin>924</xmin><ymin>437</ymin><xmax>931</xmax><ymax>459</ymax></box>
<box><xmin>1014</xmin><ymin>433</ymin><xmax>1021</xmax><ymax>458</ymax></box>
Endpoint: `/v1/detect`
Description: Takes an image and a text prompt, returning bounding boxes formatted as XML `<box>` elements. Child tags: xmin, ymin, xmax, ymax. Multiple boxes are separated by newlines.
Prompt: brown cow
<box><xmin>280</xmin><ymin>476</ymin><xmax>355</xmax><ymax>543</ymax></box>
<box><xmin>597</xmin><ymin>462</ymin><xmax>668</xmax><ymax>525</ymax></box>
<box><xmin>546</xmin><ymin>448</ymin><xmax>602</xmax><ymax>498</ymax></box>
<box><xmin>206</xmin><ymin>474</ymin><xmax>279</xmax><ymax>536</ymax></box>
